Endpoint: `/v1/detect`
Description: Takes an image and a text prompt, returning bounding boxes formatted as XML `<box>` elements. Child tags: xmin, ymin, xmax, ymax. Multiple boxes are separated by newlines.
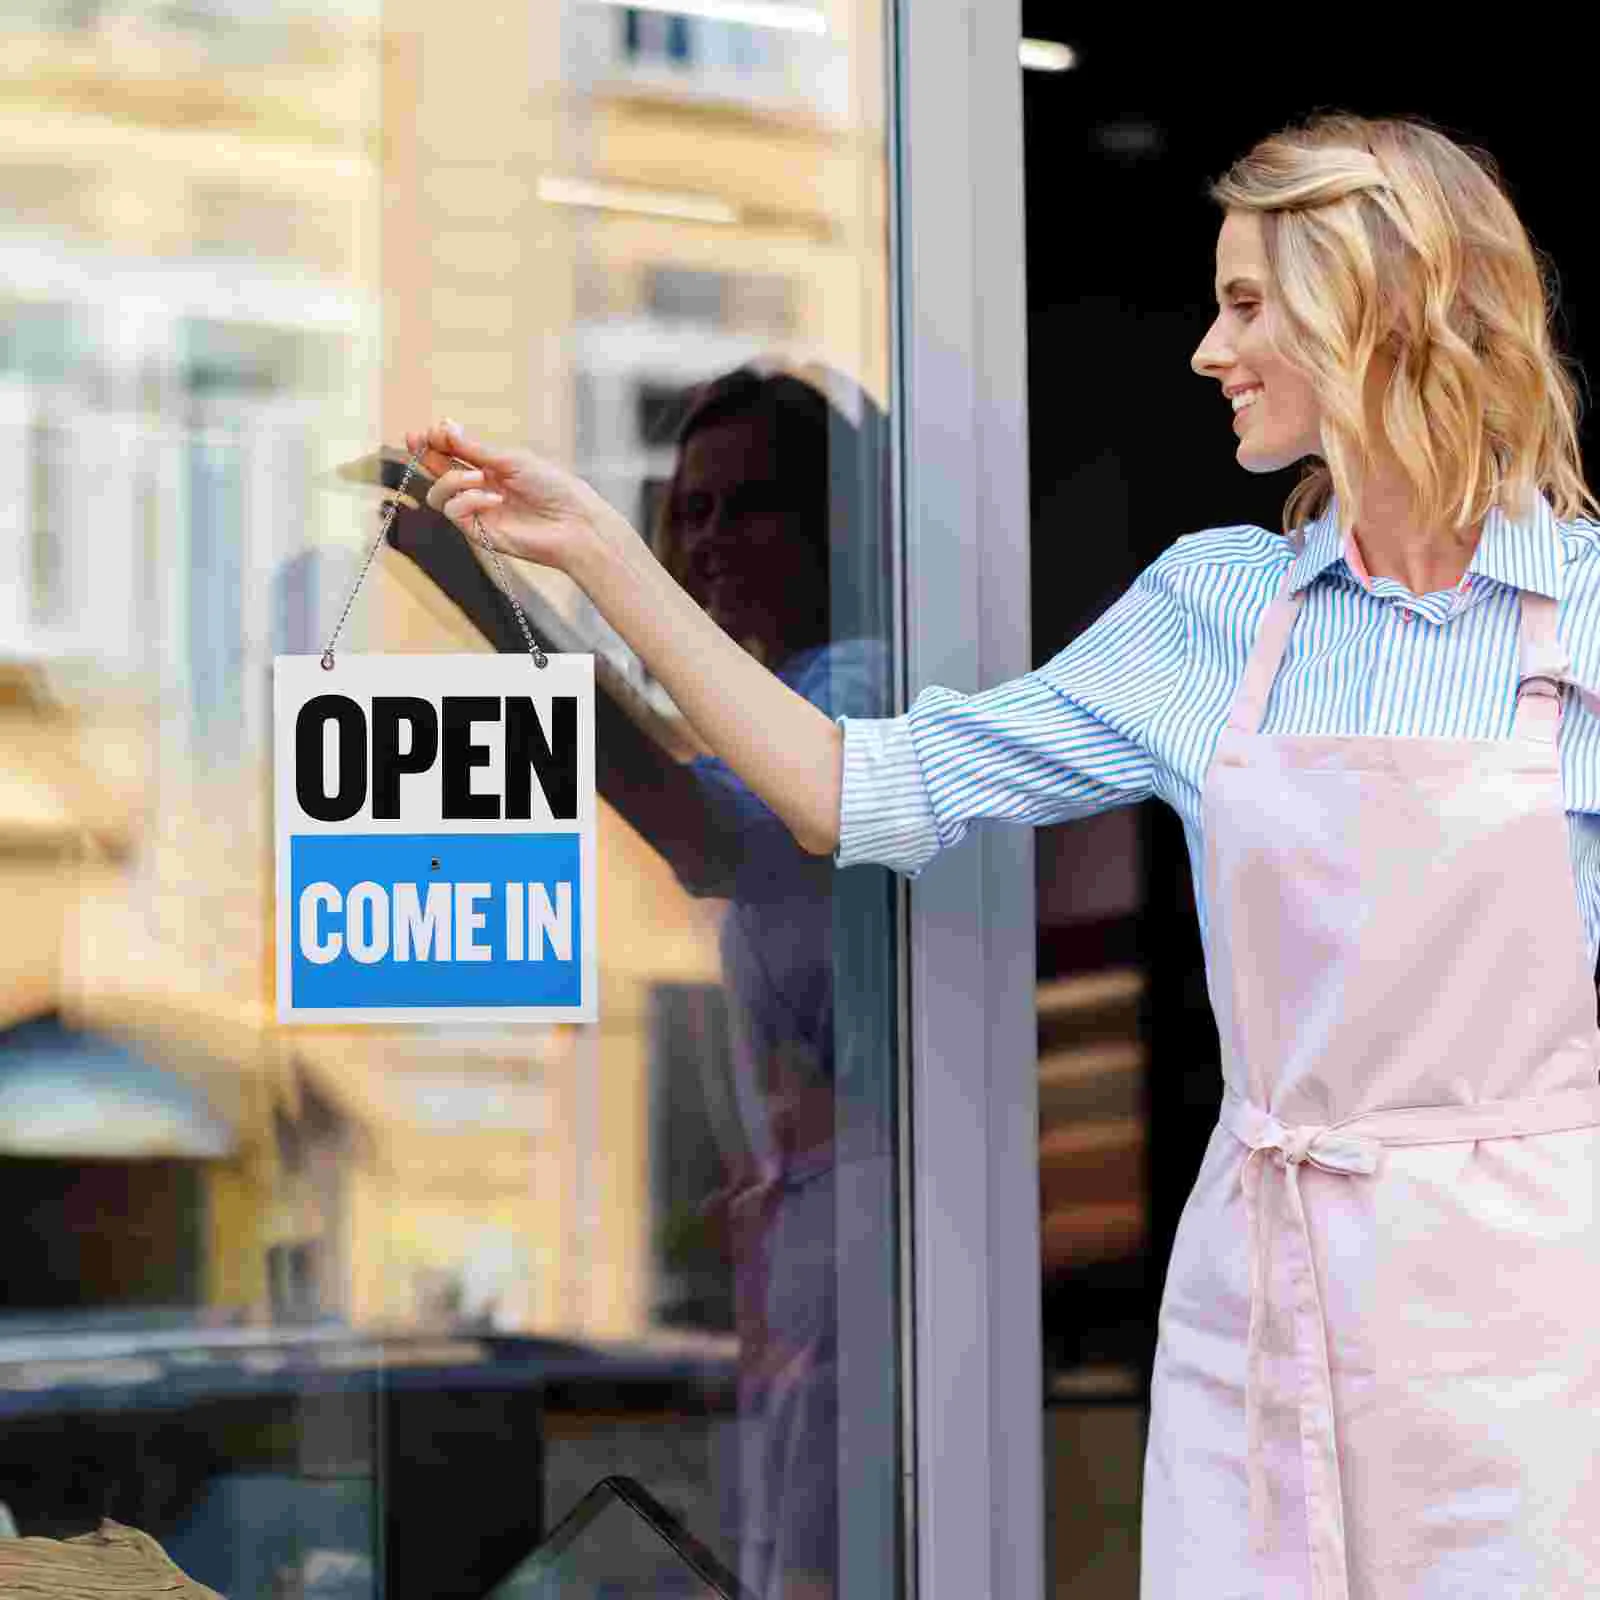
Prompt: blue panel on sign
<box><xmin>290</xmin><ymin>833</ymin><xmax>582</xmax><ymax>1009</ymax></box>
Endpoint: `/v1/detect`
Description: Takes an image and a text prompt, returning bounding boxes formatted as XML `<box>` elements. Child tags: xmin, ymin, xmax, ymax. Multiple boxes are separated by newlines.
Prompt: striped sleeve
<box><xmin>833</xmin><ymin>549</ymin><xmax>1190</xmax><ymax>877</ymax></box>
<box><xmin>833</xmin><ymin>713</ymin><xmax>941</xmax><ymax>875</ymax></box>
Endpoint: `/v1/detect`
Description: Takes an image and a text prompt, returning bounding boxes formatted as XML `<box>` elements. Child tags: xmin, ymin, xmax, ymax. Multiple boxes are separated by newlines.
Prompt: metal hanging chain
<box><xmin>320</xmin><ymin>446</ymin><xmax>547</xmax><ymax>670</ymax></box>
<box><xmin>319</xmin><ymin>447</ymin><xmax>422</xmax><ymax>670</ymax></box>
<box><xmin>470</xmin><ymin>513</ymin><xmax>548</xmax><ymax>668</ymax></box>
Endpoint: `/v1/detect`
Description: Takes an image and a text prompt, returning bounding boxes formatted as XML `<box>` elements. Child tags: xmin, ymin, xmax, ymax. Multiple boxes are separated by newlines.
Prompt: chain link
<box><xmin>319</xmin><ymin>445</ymin><xmax>547</xmax><ymax>670</ymax></box>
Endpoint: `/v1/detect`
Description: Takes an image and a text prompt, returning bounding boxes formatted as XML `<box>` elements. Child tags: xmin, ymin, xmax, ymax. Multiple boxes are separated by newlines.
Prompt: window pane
<box><xmin>0</xmin><ymin>2</ymin><xmax>901</xmax><ymax>1596</ymax></box>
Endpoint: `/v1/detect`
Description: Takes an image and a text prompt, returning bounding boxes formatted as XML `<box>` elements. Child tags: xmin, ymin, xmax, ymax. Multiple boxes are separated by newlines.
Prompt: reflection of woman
<box><xmin>416</xmin><ymin>111</ymin><xmax>1600</xmax><ymax>1597</ymax></box>
<box><xmin>647</xmin><ymin>364</ymin><xmax>886</xmax><ymax>1600</ymax></box>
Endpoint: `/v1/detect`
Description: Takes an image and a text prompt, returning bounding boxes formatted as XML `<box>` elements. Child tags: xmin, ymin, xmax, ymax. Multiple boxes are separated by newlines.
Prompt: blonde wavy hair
<box><xmin>1210</xmin><ymin>112</ymin><xmax>1598</xmax><ymax>541</ymax></box>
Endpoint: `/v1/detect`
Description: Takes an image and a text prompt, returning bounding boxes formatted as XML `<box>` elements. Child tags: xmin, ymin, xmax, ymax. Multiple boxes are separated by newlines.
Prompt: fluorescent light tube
<box><xmin>1020</xmin><ymin>38</ymin><xmax>1077</xmax><ymax>71</ymax></box>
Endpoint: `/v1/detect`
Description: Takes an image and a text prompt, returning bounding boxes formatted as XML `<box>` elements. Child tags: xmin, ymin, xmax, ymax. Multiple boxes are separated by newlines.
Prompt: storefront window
<box><xmin>0</xmin><ymin>2</ymin><xmax>900</xmax><ymax>1594</ymax></box>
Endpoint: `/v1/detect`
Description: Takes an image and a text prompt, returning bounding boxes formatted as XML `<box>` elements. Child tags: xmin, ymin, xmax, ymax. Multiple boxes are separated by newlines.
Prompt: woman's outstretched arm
<box><xmin>408</xmin><ymin>419</ymin><xmax>845</xmax><ymax>857</ymax></box>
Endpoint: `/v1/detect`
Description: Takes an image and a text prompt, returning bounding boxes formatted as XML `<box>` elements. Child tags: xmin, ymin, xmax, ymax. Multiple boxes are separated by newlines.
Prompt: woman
<box><xmin>410</xmin><ymin>111</ymin><xmax>1600</xmax><ymax>1598</ymax></box>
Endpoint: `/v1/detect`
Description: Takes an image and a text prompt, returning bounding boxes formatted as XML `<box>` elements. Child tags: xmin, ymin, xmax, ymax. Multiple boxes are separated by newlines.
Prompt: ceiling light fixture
<box><xmin>1020</xmin><ymin>38</ymin><xmax>1077</xmax><ymax>71</ymax></box>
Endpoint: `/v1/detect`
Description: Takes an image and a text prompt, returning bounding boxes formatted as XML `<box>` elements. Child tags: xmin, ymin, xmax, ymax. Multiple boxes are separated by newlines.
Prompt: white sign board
<box><xmin>274</xmin><ymin>654</ymin><xmax>597</xmax><ymax>1024</ymax></box>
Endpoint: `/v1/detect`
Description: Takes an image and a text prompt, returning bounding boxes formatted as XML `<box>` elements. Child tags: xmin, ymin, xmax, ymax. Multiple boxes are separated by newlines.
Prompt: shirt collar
<box><xmin>1286</xmin><ymin>489</ymin><xmax>1562</xmax><ymax>600</ymax></box>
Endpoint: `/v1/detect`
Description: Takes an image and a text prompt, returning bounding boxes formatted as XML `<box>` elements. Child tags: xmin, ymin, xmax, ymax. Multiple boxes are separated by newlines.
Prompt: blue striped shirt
<box><xmin>833</xmin><ymin>492</ymin><xmax>1600</xmax><ymax>964</ymax></box>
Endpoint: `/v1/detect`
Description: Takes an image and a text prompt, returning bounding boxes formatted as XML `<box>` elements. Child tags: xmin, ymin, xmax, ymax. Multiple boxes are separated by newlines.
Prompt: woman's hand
<box><xmin>405</xmin><ymin>419</ymin><xmax>616</xmax><ymax>575</ymax></box>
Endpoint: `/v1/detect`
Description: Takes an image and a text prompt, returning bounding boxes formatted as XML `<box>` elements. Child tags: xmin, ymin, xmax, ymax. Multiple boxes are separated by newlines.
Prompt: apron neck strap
<box><xmin>1514</xmin><ymin>591</ymin><xmax>1568</xmax><ymax>745</ymax></box>
<box><xmin>1227</xmin><ymin>565</ymin><xmax>1301</xmax><ymax>736</ymax></box>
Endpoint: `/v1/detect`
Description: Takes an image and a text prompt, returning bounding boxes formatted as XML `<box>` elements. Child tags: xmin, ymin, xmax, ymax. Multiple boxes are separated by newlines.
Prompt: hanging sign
<box><xmin>274</xmin><ymin>652</ymin><xmax>597</xmax><ymax>1024</ymax></box>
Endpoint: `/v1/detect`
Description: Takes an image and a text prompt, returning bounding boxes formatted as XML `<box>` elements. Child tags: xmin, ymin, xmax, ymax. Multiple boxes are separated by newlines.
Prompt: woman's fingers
<box><xmin>439</xmin><ymin>486</ymin><xmax>504</xmax><ymax>525</ymax></box>
<box><xmin>412</xmin><ymin>418</ymin><xmax>525</xmax><ymax>477</ymax></box>
<box><xmin>416</xmin><ymin>458</ymin><xmax>506</xmax><ymax>527</ymax></box>
<box><xmin>404</xmin><ymin>430</ymin><xmax>466</xmax><ymax>482</ymax></box>
<box><xmin>423</xmin><ymin>464</ymin><xmax>486</xmax><ymax>512</ymax></box>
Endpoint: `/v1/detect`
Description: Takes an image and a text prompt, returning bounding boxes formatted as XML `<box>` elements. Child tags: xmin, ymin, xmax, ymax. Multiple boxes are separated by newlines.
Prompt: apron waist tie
<box><xmin>1218</xmin><ymin>1080</ymin><xmax>1600</xmax><ymax>1600</ymax></box>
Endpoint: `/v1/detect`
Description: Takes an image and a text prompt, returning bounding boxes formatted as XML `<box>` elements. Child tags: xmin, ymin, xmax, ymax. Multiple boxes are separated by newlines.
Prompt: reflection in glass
<box><xmin>648</xmin><ymin>365</ymin><xmax>888</xmax><ymax>1600</ymax></box>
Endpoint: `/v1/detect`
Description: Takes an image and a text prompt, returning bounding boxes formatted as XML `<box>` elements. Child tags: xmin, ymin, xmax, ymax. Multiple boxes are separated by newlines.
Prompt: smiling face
<box><xmin>1191</xmin><ymin>208</ymin><xmax>1325</xmax><ymax>473</ymax></box>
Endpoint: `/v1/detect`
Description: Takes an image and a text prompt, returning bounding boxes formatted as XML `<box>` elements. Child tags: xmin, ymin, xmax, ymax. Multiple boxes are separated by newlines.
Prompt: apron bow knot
<box><xmin>1272</xmin><ymin>1122</ymin><xmax>1380</xmax><ymax>1175</ymax></box>
<box><xmin>1224</xmin><ymin>1094</ymin><xmax>1382</xmax><ymax>1176</ymax></box>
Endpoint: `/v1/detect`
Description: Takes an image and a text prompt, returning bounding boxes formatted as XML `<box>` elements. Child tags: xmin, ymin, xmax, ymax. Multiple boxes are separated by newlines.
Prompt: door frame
<box><xmin>890</xmin><ymin>4</ymin><xmax>1042</xmax><ymax>1598</ymax></box>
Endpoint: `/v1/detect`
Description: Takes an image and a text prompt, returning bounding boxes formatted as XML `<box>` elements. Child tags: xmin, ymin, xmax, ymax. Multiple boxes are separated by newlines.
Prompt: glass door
<box><xmin>0</xmin><ymin>2</ymin><xmax>904</xmax><ymax>1596</ymax></box>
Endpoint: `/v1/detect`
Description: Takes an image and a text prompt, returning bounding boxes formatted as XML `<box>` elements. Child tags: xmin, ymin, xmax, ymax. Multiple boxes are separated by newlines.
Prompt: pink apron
<box><xmin>1140</xmin><ymin>557</ymin><xmax>1600</xmax><ymax>1599</ymax></box>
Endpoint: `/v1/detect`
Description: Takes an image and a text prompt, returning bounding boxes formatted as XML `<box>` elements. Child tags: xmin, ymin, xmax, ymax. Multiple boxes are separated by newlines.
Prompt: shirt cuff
<box><xmin>832</xmin><ymin>713</ymin><xmax>941</xmax><ymax>879</ymax></box>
